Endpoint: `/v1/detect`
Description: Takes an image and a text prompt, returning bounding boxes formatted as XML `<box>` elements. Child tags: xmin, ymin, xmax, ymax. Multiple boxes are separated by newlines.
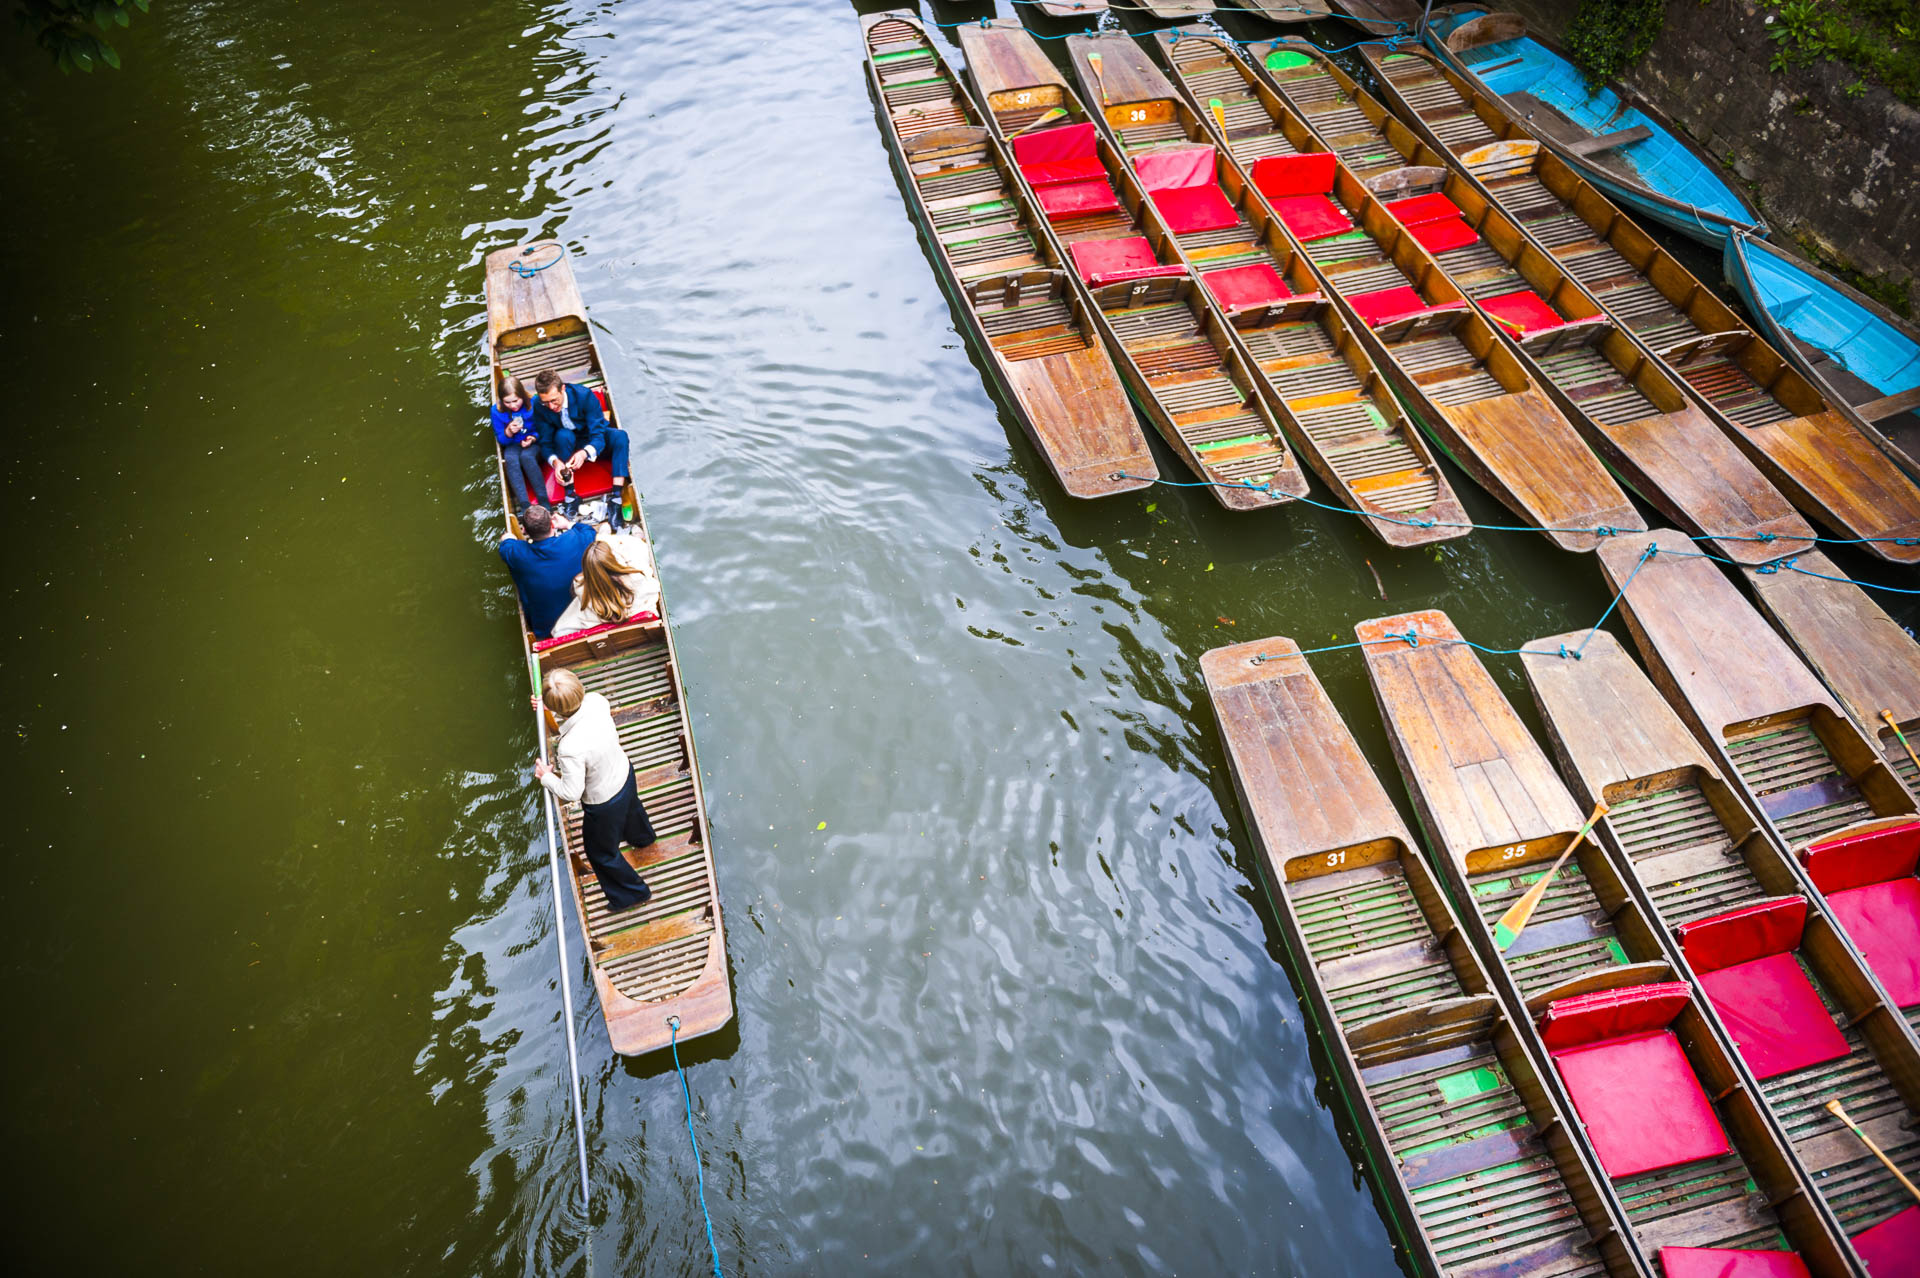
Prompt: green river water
<box><xmin>3</xmin><ymin>2</ymin><xmax>1913</xmax><ymax>1274</ymax></box>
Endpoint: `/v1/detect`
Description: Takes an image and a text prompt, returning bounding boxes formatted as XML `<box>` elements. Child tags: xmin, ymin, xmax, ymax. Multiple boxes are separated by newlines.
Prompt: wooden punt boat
<box><xmin>948</xmin><ymin>22</ymin><xmax>1307</xmax><ymax>511</ymax></box>
<box><xmin>1020</xmin><ymin>28</ymin><xmax>1468</xmax><ymax>540</ymax></box>
<box><xmin>1421</xmin><ymin>6</ymin><xmax>1764</xmax><ymax>247</ymax></box>
<box><xmin>1202</xmin><ymin>634</ymin><xmax>1642</xmax><ymax>1278</ymax></box>
<box><xmin>1357</xmin><ymin>609</ymin><xmax>1855</xmax><ymax>1274</ymax></box>
<box><xmin>1032</xmin><ymin>0</ymin><xmax>1108</xmax><ymax>16</ymax></box>
<box><xmin>860</xmin><ymin>12</ymin><xmax>1156</xmax><ymax>500</ymax></box>
<box><xmin>1123</xmin><ymin>34</ymin><xmax>1642</xmax><ymax>550</ymax></box>
<box><xmin>1220</xmin><ymin>0</ymin><xmax>1334</xmax><ymax>25</ymax></box>
<box><xmin>1364</xmin><ymin>42</ymin><xmax>1920</xmax><ymax>564</ymax></box>
<box><xmin>1725</xmin><ymin>229</ymin><xmax>1920</xmax><ymax>476</ymax></box>
<box><xmin>1522</xmin><ymin>628</ymin><xmax>1920</xmax><ymax>1269</ymax></box>
<box><xmin>1214</xmin><ymin>35</ymin><xmax>1813</xmax><ymax>563</ymax></box>
<box><xmin>483</xmin><ymin>243</ymin><xmax>730</xmax><ymax>1057</ymax></box>
<box><xmin>1128</xmin><ymin>0</ymin><xmax>1217</xmax><ymax>17</ymax></box>
<box><xmin>1742</xmin><ymin>552</ymin><xmax>1920</xmax><ymax>798</ymax></box>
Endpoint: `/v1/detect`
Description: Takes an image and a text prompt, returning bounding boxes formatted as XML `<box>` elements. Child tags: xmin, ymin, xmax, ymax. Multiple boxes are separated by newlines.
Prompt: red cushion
<box><xmin>1853</xmin><ymin>1206</ymin><xmax>1920</xmax><ymax>1277</ymax></box>
<box><xmin>1202</xmin><ymin>264</ymin><xmax>1291</xmax><ymax>312</ymax></box>
<box><xmin>1386</xmin><ymin>192</ymin><xmax>1465</xmax><ymax>226</ymax></box>
<box><xmin>1552</xmin><ymin>1030</ymin><xmax>1730</xmax><ymax>1177</ymax></box>
<box><xmin>1012</xmin><ymin>121</ymin><xmax>1098</xmax><ymax>167</ymax></box>
<box><xmin>1069</xmin><ymin>236</ymin><xmax>1156</xmax><ymax>281</ymax></box>
<box><xmin>1250</xmin><ymin>151</ymin><xmax>1338</xmax><ymax>199</ymax></box>
<box><xmin>1348</xmin><ymin>286</ymin><xmax>1468</xmax><ymax>330</ymax></box>
<box><xmin>1829</xmin><ymin>878</ymin><xmax>1920</xmax><ymax>1007</ymax></box>
<box><xmin>1022</xmin><ymin>154</ymin><xmax>1107</xmax><ymax>187</ymax></box>
<box><xmin>1802</xmin><ymin>821</ymin><xmax>1920</xmax><ymax>894</ymax></box>
<box><xmin>1035</xmin><ymin>179</ymin><xmax>1121</xmax><ymax>220</ymax></box>
<box><xmin>1407</xmin><ymin>217</ymin><xmax>1481</xmax><ymax>253</ymax></box>
<box><xmin>1679</xmin><ymin>897</ymin><xmax>1808</xmax><ymax>973</ymax></box>
<box><xmin>1538</xmin><ymin>981</ymin><xmax>1692</xmax><ymax>1050</ymax></box>
<box><xmin>1268</xmin><ymin>194</ymin><xmax>1352</xmax><ymax>242</ymax></box>
<box><xmin>1659</xmin><ymin>1248</ymin><xmax>1811</xmax><ymax>1278</ymax></box>
<box><xmin>1151</xmin><ymin>184</ymin><xmax>1240</xmax><ymax>234</ymax></box>
<box><xmin>1480</xmin><ymin>289</ymin><xmax>1566</xmax><ymax>335</ymax></box>
<box><xmin>1698</xmin><ymin>952</ymin><xmax>1850</xmax><ymax>1080</ymax></box>
<box><xmin>590</xmin><ymin>387</ymin><xmax>610</xmax><ymax>413</ymax></box>
<box><xmin>1132</xmin><ymin>144</ymin><xmax>1218</xmax><ymax>193</ymax></box>
<box><xmin>530</xmin><ymin>610</ymin><xmax>659</xmax><ymax>652</ymax></box>
<box><xmin>544</xmin><ymin>457</ymin><xmax>615</xmax><ymax>502</ymax></box>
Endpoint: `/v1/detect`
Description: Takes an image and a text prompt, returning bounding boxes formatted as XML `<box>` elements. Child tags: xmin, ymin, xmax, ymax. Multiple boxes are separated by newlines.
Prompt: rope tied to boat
<box><xmin>668</xmin><ymin>1016</ymin><xmax>726</xmax><ymax>1278</ymax></box>
<box><xmin>510</xmin><ymin>244</ymin><xmax>565</xmax><ymax>278</ymax></box>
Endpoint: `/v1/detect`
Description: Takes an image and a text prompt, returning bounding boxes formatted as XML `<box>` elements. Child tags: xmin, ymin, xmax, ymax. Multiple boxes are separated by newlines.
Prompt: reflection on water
<box><xmin>1</xmin><ymin>1</ymin><xmax>1910</xmax><ymax>1274</ymax></box>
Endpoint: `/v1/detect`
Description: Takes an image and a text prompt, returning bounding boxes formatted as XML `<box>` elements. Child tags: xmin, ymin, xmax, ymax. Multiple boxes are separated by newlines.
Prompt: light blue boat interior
<box><xmin>1733</xmin><ymin>237</ymin><xmax>1920</xmax><ymax>394</ymax></box>
<box><xmin>1427</xmin><ymin>11</ymin><xmax>1756</xmax><ymax>229</ymax></box>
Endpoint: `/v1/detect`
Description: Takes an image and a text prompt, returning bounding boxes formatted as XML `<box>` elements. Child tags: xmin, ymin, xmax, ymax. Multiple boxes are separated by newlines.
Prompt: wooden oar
<box><xmin>1208</xmin><ymin>97</ymin><xmax>1229</xmax><ymax>140</ymax></box>
<box><xmin>1007</xmin><ymin>107</ymin><xmax>1068</xmax><ymax>139</ymax></box>
<box><xmin>1493</xmin><ymin>800</ymin><xmax>1610</xmax><ymax>951</ymax></box>
<box><xmin>1881</xmin><ymin>709</ymin><xmax>1920</xmax><ymax>778</ymax></box>
<box><xmin>1827</xmin><ymin>1099</ymin><xmax>1920</xmax><ymax>1203</ymax></box>
<box><xmin>1088</xmin><ymin>52</ymin><xmax>1107</xmax><ymax>106</ymax></box>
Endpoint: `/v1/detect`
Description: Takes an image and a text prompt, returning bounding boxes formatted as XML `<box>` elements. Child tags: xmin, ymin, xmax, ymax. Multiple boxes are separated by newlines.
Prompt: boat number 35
<box><xmin>1498</xmin><ymin>844</ymin><xmax>1526</xmax><ymax>861</ymax></box>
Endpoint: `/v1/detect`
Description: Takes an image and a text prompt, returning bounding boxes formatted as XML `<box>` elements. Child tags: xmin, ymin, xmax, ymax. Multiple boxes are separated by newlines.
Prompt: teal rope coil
<box><xmin>668</xmin><ymin>1017</ymin><xmax>725</xmax><ymax>1278</ymax></box>
<box><xmin>510</xmin><ymin>244</ymin><xmax>565</xmax><ymax>278</ymax></box>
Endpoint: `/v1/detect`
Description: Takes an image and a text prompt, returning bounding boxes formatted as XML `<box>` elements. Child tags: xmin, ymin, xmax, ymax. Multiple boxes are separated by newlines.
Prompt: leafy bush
<box><xmin>1767</xmin><ymin>0</ymin><xmax>1920</xmax><ymax>105</ymax></box>
<box><xmin>1565</xmin><ymin>0</ymin><xmax>1668</xmax><ymax>86</ymax></box>
<box><xmin>17</xmin><ymin>0</ymin><xmax>150</xmax><ymax>73</ymax></box>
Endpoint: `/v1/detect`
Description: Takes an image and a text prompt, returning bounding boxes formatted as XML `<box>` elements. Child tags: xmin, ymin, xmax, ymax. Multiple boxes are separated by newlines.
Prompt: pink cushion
<box><xmin>1698</xmin><ymin>953</ymin><xmax>1850</xmax><ymax>1080</ymax></box>
<box><xmin>1250</xmin><ymin>151</ymin><xmax>1338</xmax><ymax>199</ymax></box>
<box><xmin>1348</xmin><ymin>286</ymin><xmax>1467</xmax><ymax>330</ymax></box>
<box><xmin>1202</xmin><ymin>264</ymin><xmax>1291</xmax><ymax>312</ymax></box>
<box><xmin>1151</xmin><ymin>184</ymin><xmax>1240</xmax><ymax>234</ymax></box>
<box><xmin>1480</xmin><ymin>288</ymin><xmax>1566</xmax><ymax>335</ymax></box>
<box><xmin>1659</xmin><ymin>1248</ymin><xmax>1811</xmax><ymax>1278</ymax></box>
<box><xmin>1268</xmin><ymin>194</ymin><xmax>1352</xmax><ymax>242</ymax></box>
<box><xmin>1679</xmin><ymin>897</ymin><xmax>1808</xmax><ymax>973</ymax></box>
<box><xmin>1538</xmin><ymin>980</ymin><xmax>1691</xmax><ymax>1050</ymax></box>
<box><xmin>1386</xmin><ymin>192</ymin><xmax>1465</xmax><ymax>226</ymax></box>
<box><xmin>1035</xmin><ymin>179</ymin><xmax>1121</xmax><ymax>220</ymax></box>
<box><xmin>1132</xmin><ymin>144</ymin><xmax>1217</xmax><ymax>193</ymax></box>
<box><xmin>1802</xmin><ymin>821</ymin><xmax>1920</xmax><ymax>894</ymax></box>
<box><xmin>1407</xmin><ymin>217</ymin><xmax>1480</xmax><ymax>253</ymax></box>
<box><xmin>1829</xmin><ymin>877</ymin><xmax>1920</xmax><ymax>1007</ymax></box>
<box><xmin>1853</xmin><ymin>1206</ymin><xmax>1920</xmax><ymax>1277</ymax></box>
<box><xmin>1012</xmin><ymin>121</ymin><xmax>1097</xmax><ymax>167</ymax></box>
<box><xmin>1552</xmin><ymin>1030</ymin><xmax>1731</xmax><ymax>1177</ymax></box>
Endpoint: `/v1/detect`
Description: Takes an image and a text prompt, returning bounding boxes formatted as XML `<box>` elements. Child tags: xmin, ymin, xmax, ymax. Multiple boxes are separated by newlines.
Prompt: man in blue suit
<box><xmin>531</xmin><ymin>368</ymin><xmax>631</xmax><ymax>498</ymax></box>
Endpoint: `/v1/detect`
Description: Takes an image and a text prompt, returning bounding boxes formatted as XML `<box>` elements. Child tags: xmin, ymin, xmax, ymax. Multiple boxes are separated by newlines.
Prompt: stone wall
<box><xmin>1475</xmin><ymin>0</ymin><xmax>1919</xmax><ymax>312</ymax></box>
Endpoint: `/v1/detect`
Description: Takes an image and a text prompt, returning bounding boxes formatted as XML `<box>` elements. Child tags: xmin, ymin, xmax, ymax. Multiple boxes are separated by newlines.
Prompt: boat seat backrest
<box><xmin>1091</xmin><ymin>273</ymin><xmax>1188</xmax><ymax>311</ymax></box>
<box><xmin>1351</xmin><ymin>286</ymin><xmax>1469</xmax><ymax>342</ymax></box>
<box><xmin>1679</xmin><ymin>897</ymin><xmax>1849</xmax><ymax>1081</ymax></box>
<box><xmin>1517</xmin><ymin>317</ymin><xmax>1613</xmax><ymax>358</ymax></box>
<box><xmin>1800</xmin><ymin>820</ymin><xmax>1920</xmax><ymax>1006</ymax></box>
<box><xmin>1800</xmin><ymin>820</ymin><xmax>1920</xmax><ymax>894</ymax></box>
<box><xmin>1012</xmin><ymin>122</ymin><xmax>1104</xmax><ymax>186</ymax></box>
<box><xmin>1538</xmin><ymin>981</ymin><xmax>1732</xmax><ymax>1178</ymax></box>
<box><xmin>1069</xmin><ymin>236</ymin><xmax>1187</xmax><ymax>288</ymax></box>
<box><xmin>1250</xmin><ymin>151</ymin><xmax>1338</xmax><ymax>199</ymax></box>
<box><xmin>1201</xmin><ymin>262</ymin><xmax>1291</xmax><ymax>314</ymax></box>
<box><xmin>1658</xmin><ymin>1247</ymin><xmax>1814</xmax><ymax>1278</ymax></box>
<box><xmin>1657</xmin><ymin>329</ymin><xmax>1749</xmax><ymax>366</ymax></box>
<box><xmin>1132</xmin><ymin>144</ymin><xmax>1219</xmax><ymax>193</ymax></box>
<box><xmin>1383</xmin><ymin>192</ymin><xmax>1480</xmax><ymax>252</ymax></box>
<box><xmin>1676</xmin><ymin>896</ymin><xmax>1807</xmax><ymax>973</ymax></box>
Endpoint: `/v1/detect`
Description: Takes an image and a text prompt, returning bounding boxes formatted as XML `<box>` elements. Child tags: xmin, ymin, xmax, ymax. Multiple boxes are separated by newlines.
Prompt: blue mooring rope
<box><xmin>669</xmin><ymin>1016</ymin><xmax>725</xmax><ymax>1278</ymax></box>
<box><xmin>510</xmin><ymin>244</ymin><xmax>565</xmax><ymax>278</ymax></box>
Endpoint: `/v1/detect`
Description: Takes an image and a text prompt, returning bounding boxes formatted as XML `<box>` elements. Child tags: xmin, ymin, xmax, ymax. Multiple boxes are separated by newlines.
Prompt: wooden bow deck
<box><xmin>483</xmin><ymin>243</ymin><xmax>731</xmax><ymax>1057</ymax></box>
<box><xmin>863</xmin><ymin>12</ymin><xmax>1156</xmax><ymax>500</ymax></box>
<box><xmin>1203</xmin><ymin>636</ymin><xmax>1641</xmax><ymax>1278</ymax></box>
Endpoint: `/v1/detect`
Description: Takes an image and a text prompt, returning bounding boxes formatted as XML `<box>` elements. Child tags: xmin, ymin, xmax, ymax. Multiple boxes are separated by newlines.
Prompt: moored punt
<box><xmin>860</xmin><ymin>12</ymin><xmax>1156</xmax><ymax>499</ymax></box>
<box><xmin>1133</xmin><ymin>57</ymin><xmax>1641</xmax><ymax>550</ymax></box>
<box><xmin>1127</xmin><ymin>1</ymin><xmax>1217</xmax><ymax>17</ymax></box>
<box><xmin>1523</xmin><ymin>629</ymin><xmax>1920</xmax><ymax>1268</ymax></box>
<box><xmin>1202</xmin><ymin>635</ymin><xmax>1642</xmax><ymax>1278</ymax></box>
<box><xmin>483</xmin><ymin>244</ymin><xmax>731</xmax><ymax>1057</ymax></box>
<box><xmin>1420</xmin><ymin>7</ymin><xmax>1764</xmax><ymax>247</ymax></box>
<box><xmin>1743</xmin><ymin>552</ymin><xmax>1920</xmax><ymax>797</ymax></box>
<box><xmin>1357</xmin><ymin>610</ymin><xmax>1853</xmax><ymax>1274</ymax></box>
<box><xmin>1220</xmin><ymin>0</ymin><xmax>1334</xmax><ymax>24</ymax></box>
<box><xmin>1725</xmin><ymin>229</ymin><xmax>1920</xmax><ymax>477</ymax></box>
<box><xmin>1031</xmin><ymin>0</ymin><xmax>1108</xmax><ymax>15</ymax></box>
<box><xmin>1365</xmin><ymin>43</ymin><xmax>1920</xmax><ymax>564</ymax></box>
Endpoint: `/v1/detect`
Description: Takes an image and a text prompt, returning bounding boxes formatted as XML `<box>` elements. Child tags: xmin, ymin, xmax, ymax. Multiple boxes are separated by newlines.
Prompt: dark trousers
<box><xmin>504</xmin><ymin>442</ymin><xmax>550</xmax><ymax>507</ymax></box>
<box><xmin>555</xmin><ymin>425</ymin><xmax>631</xmax><ymax>482</ymax></box>
<box><xmin>580</xmin><ymin>766</ymin><xmax>656</xmax><ymax>909</ymax></box>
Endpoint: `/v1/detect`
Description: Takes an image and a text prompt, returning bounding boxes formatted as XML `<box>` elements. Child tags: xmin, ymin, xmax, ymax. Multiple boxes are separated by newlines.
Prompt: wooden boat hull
<box><xmin>862</xmin><ymin>12</ymin><xmax>1157</xmax><ymax>500</ymax></box>
<box><xmin>1421</xmin><ymin>6</ymin><xmax>1763</xmax><ymax>246</ymax></box>
<box><xmin>1724</xmin><ymin>228</ymin><xmax>1920</xmax><ymax>480</ymax></box>
<box><xmin>1742</xmin><ymin>550</ymin><xmax>1920</xmax><ymax>797</ymax></box>
<box><xmin>1358</xmin><ymin>609</ymin><xmax>1855</xmax><ymax>1273</ymax></box>
<box><xmin>483</xmin><ymin>243</ymin><xmax>731</xmax><ymax>1057</ymax></box>
<box><xmin>1521</xmin><ymin>628</ymin><xmax>1920</xmax><ymax>1265</ymax></box>
<box><xmin>1203</xmin><ymin>636</ymin><xmax>1642</xmax><ymax>1278</ymax></box>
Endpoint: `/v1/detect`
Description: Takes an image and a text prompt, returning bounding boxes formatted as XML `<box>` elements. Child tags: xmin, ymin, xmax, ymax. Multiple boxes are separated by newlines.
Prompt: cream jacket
<box><xmin>539</xmin><ymin>690</ymin><xmax>630</xmax><ymax>806</ymax></box>
<box><xmin>550</xmin><ymin>529</ymin><xmax>663</xmax><ymax>639</ymax></box>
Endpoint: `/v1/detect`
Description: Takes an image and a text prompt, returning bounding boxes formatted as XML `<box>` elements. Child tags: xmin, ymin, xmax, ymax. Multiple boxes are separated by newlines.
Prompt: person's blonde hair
<box><xmin>578</xmin><ymin>540</ymin><xmax>637</xmax><ymax>623</ymax></box>
<box><xmin>542</xmin><ymin>668</ymin><xmax>585</xmax><ymax>719</ymax></box>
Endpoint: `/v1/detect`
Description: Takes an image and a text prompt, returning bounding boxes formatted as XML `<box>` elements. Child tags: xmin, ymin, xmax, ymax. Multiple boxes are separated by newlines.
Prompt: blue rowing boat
<box><xmin>1725</xmin><ymin>228</ymin><xmax>1920</xmax><ymax>476</ymax></box>
<box><xmin>1421</xmin><ymin>6</ymin><xmax>1764</xmax><ymax>246</ymax></box>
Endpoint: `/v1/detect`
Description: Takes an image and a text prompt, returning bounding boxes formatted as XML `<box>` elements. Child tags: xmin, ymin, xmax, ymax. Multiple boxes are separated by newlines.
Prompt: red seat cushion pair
<box><xmin>1066</xmin><ymin>237</ymin><xmax>1187</xmax><ymax>288</ymax></box>
<box><xmin>1538</xmin><ymin>981</ymin><xmax>1730</xmax><ymax>1179</ymax></box>
<box><xmin>1802</xmin><ymin>821</ymin><xmax>1920</xmax><ymax>1007</ymax></box>
<box><xmin>1012</xmin><ymin>123</ymin><xmax>1121</xmax><ymax>220</ymax></box>
<box><xmin>1249</xmin><ymin>152</ymin><xmax>1352</xmax><ymax>242</ymax></box>
<box><xmin>1383</xmin><ymin>192</ymin><xmax>1480</xmax><ymax>254</ymax></box>
<box><xmin>1134</xmin><ymin>145</ymin><xmax>1239</xmax><ymax>235</ymax></box>
<box><xmin>1678</xmin><ymin>896</ymin><xmax>1850</xmax><ymax>1080</ymax></box>
<box><xmin>1346</xmin><ymin>286</ymin><xmax>1467</xmax><ymax>329</ymax></box>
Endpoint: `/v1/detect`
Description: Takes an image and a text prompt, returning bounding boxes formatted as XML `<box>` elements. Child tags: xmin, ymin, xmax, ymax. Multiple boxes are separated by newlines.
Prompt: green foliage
<box><xmin>1766</xmin><ymin>0</ymin><xmax>1920</xmax><ymax>105</ymax></box>
<box><xmin>15</xmin><ymin>0</ymin><xmax>150</xmax><ymax>73</ymax></box>
<box><xmin>1564</xmin><ymin>0</ymin><xmax>1668</xmax><ymax>86</ymax></box>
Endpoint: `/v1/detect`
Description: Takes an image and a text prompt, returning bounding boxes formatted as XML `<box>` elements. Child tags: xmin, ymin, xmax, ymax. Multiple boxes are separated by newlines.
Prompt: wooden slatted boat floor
<box><xmin>1239</xmin><ymin>41</ymin><xmax>1406</xmax><ymax>181</ymax></box>
<box><xmin>1605</xmin><ymin>782</ymin><xmax>1766</xmax><ymax>925</ymax></box>
<box><xmin>1465</xmin><ymin>861</ymin><xmax>1629</xmax><ymax>1000</ymax></box>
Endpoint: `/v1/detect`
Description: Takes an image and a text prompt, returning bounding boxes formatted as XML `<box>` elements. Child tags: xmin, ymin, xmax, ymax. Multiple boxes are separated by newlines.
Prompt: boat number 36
<box><xmin>1128</xmin><ymin>108</ymin><xmax>1148</xmax><ymax>121</ymax></box>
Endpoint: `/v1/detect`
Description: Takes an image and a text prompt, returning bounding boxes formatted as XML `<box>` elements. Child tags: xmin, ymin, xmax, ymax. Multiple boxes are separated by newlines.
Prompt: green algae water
<box><xmin>3</xmin><ymin>2</ymin><xmax>1912</xmax><ymax>1274</ymax></box>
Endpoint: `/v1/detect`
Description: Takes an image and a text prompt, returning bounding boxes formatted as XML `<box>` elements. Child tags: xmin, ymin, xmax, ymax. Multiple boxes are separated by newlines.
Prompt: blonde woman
<box><xmin>549</xmin><ymin>529</ymin><xmax>661</xmax><ymax>639</ymax></box>
<box><xmin>532</xmin><ymin>668</ymin><xmax>655</xmax><ymax>910</ymax></box>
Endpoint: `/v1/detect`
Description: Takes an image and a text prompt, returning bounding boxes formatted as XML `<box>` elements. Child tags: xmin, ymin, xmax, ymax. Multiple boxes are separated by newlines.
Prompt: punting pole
<box><xmin>532</xmin><ymin>652</ymin><xmax>593</xmax><ymax>1210</ymax></box>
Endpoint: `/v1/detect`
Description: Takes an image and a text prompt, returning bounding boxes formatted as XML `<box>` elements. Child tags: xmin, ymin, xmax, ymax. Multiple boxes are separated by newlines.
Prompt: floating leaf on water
<box><xmin>816</xmin><ymin>821</ymin><xmax>827</xmax><ymax>830</ymax></box>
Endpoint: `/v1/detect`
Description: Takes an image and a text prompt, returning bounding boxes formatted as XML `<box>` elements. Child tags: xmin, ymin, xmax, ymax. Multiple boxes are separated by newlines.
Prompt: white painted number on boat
<box><xmin>1016</xmin><ymin>92</ymin><xmax>1032</xmax><ymax>104</ymax></box>
<box><xmin>1129</xmin><ymin>109</ymin><xmax>1147</xmax><ymax>121</ymax></box>
<box><xmin>1499</xmin><ymin>844</ymin><xmax>1525</xmax><ymax>861</ymax></box>
<box><xmin>1325</xmin><ymin>851</ymin><xmax>1346</xmax><ymax>867</ymax></box>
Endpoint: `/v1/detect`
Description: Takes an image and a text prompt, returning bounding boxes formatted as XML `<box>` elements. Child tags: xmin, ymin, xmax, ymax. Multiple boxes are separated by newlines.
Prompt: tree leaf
<box><xmin>99</xmin><ymin>41</ymin><xmax>120</xmax><ymax>68</ymax></box>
